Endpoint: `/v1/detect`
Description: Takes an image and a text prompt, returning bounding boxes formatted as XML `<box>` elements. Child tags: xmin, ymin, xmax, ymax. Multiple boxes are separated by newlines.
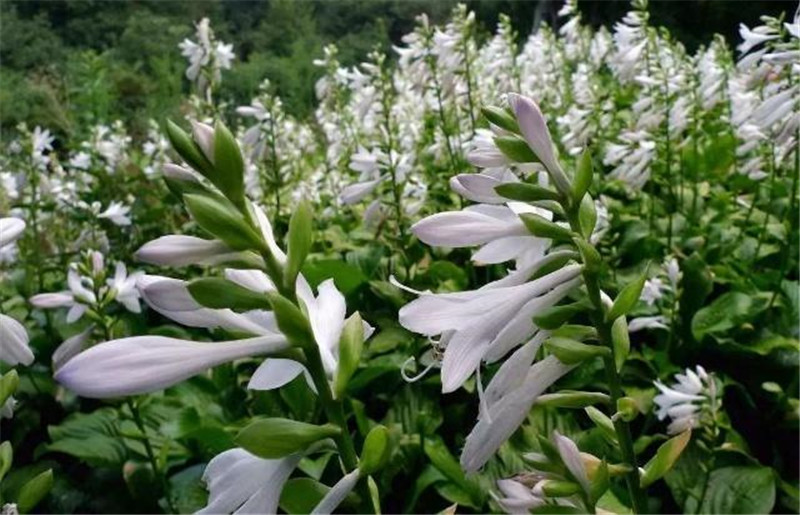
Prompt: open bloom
<box><xmin>654</xmin><ymin>365</ymin><xmax>718</xmax><ymax>434</ymax></box>
<box><xmin>198</xmin><ymin>448</ymin><xmax>301</xmax><ymax>514</ymax></box>
<box><xmin>400</xmin><ymin>264</ymin><xmax>581</xmax><ymax>393</ymax></box>
<box><xmin>30</xmin><ymin>267</ymin><xmax>97</xmax><ymax>323</ymax></box>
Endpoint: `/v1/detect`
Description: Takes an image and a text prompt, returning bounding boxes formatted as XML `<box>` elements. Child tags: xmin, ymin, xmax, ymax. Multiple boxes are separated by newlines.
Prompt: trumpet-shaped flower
<box><xmin>197</xmin><ymin>448</ymin><xmax>301</xmax><ymax>514</ymax></box>
<box><xmin>400</xmin><ymin>264</ymin><xmax>581</xmax><ymax>393</ymax></box>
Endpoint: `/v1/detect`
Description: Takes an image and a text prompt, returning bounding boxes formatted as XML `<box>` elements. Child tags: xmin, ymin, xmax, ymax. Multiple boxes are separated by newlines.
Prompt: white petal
<box><xmin>52</xmin><ymin>324</ymin><xmax>94</xmax><ymax>371</ymax></box>
<box><xmin>449</xmin><ymin>174</ymin><xmax>510</xmax><ymax>204</ymax></box>
<box><xmin>460</xmin><ymin>356</ymin><xmax>574</xmax><ymax>473</ymax></box>
<box><xmin>248</xmin><ymin>358</ymin><xmax>315</xmax><ymax>393</ymax></box>
<box><xmin>411</xmin><ymin>209</ymin><xmax>527</xmax><ymax>248</ymax></box>
<box><xmin>311</xmin><ymin>469</ymin><xmax>361</xmax><ymax>515</ymax></box>
<box><xmin>224</xmin><ymin>269</ymin><xmax>276</xmax><ymax>294</ymax></box>
<box><xmin>0</xmin><ymin>314</ymin><xmax>33</xmax><ymax>366</ymax></box>
<box><xmin>135</xmin><ymin>235</ymin><xmax>242</xmax><ymax>267</ymax></box>
<box><xmin>554</xmin><ymin>431</ymin><xmax>590</xmax><ymax>493</ymax></box>
<box><xmin>191</xmin><ymin>121</ymin><xmax>216</xmax><ymax>163</ymax></box>
<box><xmin>339</xmin><ymin>180</ymin><xmax>381</xmax><ymax>205</ymax></box>
<box><xmin>253</xmin><ymin>205</ymin><xmax>287</xmax><ymax>265</ymax></box>
<box><xmin>55</xmin><ymin>334</ymin><xmax>289</xmax><ymax>398</ymax></box>
<box><xmin>30</xmin><ymin>292</ymin><xmax>74</xmax><ymax>309</ymax></box>
<box><xmin>0</xmin><ymin>217</ymin><xmax>25</xmax><ymax>249</ymax></box>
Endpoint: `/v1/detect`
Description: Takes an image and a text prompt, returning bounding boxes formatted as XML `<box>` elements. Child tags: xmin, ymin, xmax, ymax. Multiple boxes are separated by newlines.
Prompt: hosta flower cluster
<box><xmin>0</xmin><ymin>2</ymin><xmax>797</xmax><ymax>514</ymax></box>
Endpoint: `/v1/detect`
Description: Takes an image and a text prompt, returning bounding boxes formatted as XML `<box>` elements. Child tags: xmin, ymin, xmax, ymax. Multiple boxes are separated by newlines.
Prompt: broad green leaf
<box><xmin>699</xmin><ymin>466</ymin><xmax>775</xmax><ymax>514</ymax></box>
<box><xmin>235</xmin><ymin>418</ymin><xmax>340</xmax><ymax>459</ymax></box>
<box><xmin>47</xmin><ymin>408</ymin><xmax>127</xmax><ymax>466</ymax></box>
<box><xmin>691</xmin><ymin>291</ymin><xmax>753</xmax><ymax>341</ymax></box>
<box><xmin>187</xmin><ymin>277</ymin><xmax>271</xmax><ymax>311</ymax></box>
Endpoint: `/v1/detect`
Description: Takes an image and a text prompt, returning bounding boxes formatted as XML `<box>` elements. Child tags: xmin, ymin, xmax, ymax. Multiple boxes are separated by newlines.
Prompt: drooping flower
<box><xmin>0</xmin><ymin>314</ymin><xmax>34</xmax><ymax>367</ymax></box>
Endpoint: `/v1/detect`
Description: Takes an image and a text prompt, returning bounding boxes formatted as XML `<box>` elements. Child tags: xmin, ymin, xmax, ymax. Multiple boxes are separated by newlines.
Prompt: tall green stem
<box><xmin>567</xmin><ymin>209</ymin><xmax>647</xmax><ymax>514</ymax></box>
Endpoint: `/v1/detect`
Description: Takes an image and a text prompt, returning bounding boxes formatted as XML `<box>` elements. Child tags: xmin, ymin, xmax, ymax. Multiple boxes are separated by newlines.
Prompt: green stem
<box><xmin>126</xmin><ymin>399</ymin><xmax>177</xmax><ymax>514</ymax></box>
<box><xmin>567</xmin><ymin>210</ymin><xmax>647</xmax><ymax>514</ymax></box>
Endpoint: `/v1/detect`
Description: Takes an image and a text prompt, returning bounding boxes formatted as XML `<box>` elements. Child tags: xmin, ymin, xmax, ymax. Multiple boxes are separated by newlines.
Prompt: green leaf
<box><xmin>303</xmin><ymin>260</ymin><xmax>368</xmax><ymax>296</ymax></box>
<box><xmin>578</xmin><ymin>194</ymin><xmax>597</xmax><ymax>238</ymax></box>
<box><xmin>640</xmin><ymin>430</ymin><xmax>692</xmax><ymax>487</ymax></box>
<box><xmin>533</xmin><ymin>301</ymin><xmax>589</xmax><ymax>330</ymax></box>
<box><xmin>494</xmin><ymin>135</ymin><xmax>540</xmax><ymax>163</ymax></box>
<box><xmin>187</xmin><ymin>277</ymin><xmax>271</xmax><ymax>311</ymax></box>
<box><xmin>691</xmin><ymin>292</ymin><xmax>753</xmax><ymax>341</ymax></box>
<box><xmin>212</xmin><ymin>120</ymin><xmax>245</xmax><ymax>206</ymax></box>
<box><xmin>494</xmin><ymin>182</ymin><xmax>561</xmax><ymax>202</ymax></box>
<box><xmin>545</xmin><ymin>337</ymin><xmax>611</xmax><ymax>364</ymax></box>
<box><xmin>551</xmin><ymin>324</ymin><xmax>597</xmax><ymax>342</ymax></box>
<box><xmin>589</xmin><ymin>460</ymin><xmax>610</xmax><ymax>505</ymax></box>
<box><xmin>0</xmin><ymin>369</ymin><xmax>19</xmax><ymax>407</ymax></box>
<box><xmin>235</xmin><ymin>418</ymin><xmax>340</xmax><ymax>459</ymax></box>
<box><xmin>17</xmin><ymin>468</ymin><xmax>53</xmax><ymax>514</ymax></box>
<box><xmin>267</xmin><ymin>292</ymin><xmax>315</xmax><ymax>348</ymax></box>
<box><xmin>183</xmin><ymin>194</ymin><xmax>263</xmax><ymax>251</ymax></box>
<box><xmin>699</xmin><ymin>466</ymin><xmax>775</xmax><ymax>514</ymax></box>
<box><xmin>285</xmin><ymin>199</ymin><xmax>313</xmax><ymax>289</ymax></box>
<box><xmin>572</xmin><ymin>149</ymin><xmax>593</xmax><ymax>206</ymax></box>
<box><xmin>47</xmin><ymin>408</ymin><xmax>127</xmax><ymax>466</ymax></box>
<box><xmin>520</xmin><ymin>213</ymin><xmax>575</xmax><ymax>242</ymax></box>
<box><xmin>165</xmin><ymin>120</ymin><xmax>213</xmax><ymax>177</ymax></box>
<box><xmin>610</xmin><ymin>316</ymin><xmax>630</xmax><ymax>372</ymax></box>
<box><xmin>280</xmin><ymin>478</ymin><xmax>331</xmax><ymax>514</ymax></box>
<box><xmin>541</xmin><ymin>480</ymin><xmax>581</xmax><ymax>497</ymax></box>
<box><xmin>359</xmin><ymin>424</ymin><xmax>390</xmax><ymax>475</ymax></box>
<box><xmin>424</xmin><ymin>438</ymin><xmax>484</xmax><ymax>507</ymax></box>
<box><xmin>573</xmin><ymin>237</ymin><xmax>601</xmax><ymax>272</ymax></box>
<box><xmin>481</xmin><ymin>106</ymin><xmax>519</xmax><ymax>133</ymax></box>
<box><xmin>334</xmin><ymin>312</ymin><xmax>365</xmax><ymax>399</ymax></box>
<box><xmin>606</xmin><ymin>267</ymin><xmax>649</xmax><ymax>322</ymax></box>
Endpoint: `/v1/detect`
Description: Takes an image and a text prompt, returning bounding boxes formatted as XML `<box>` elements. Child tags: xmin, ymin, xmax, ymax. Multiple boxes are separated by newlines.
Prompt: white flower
<box><xmin>461</xmin><ymin>352</ymin><xmax>575</xmax><ymax>472</ymax></box>
<box><xmin>640</xmin><ymin>277</ymin><xmax>666</xmax><ymax>306</ymax></box>
<box><xmin>69</xmin><ymin>152</ymin><xmax>91</xmax><ymax>170</ymax></box>
<box><xmin>0</xmin><ymin>314</ymin><xmax>34</xmax><ymax>366</ymax></box>
<box><xmin>197</xmin><ymin>447</ymin><xmax>300</xmax><ymax>514</ymax></box>
<box><xmin>311</xmin><ymin>469</ymin><xmax>361</xmax><ymax>515</ymax></box>
<box><xmin>628</xmin><ymin>315</ymin><xmax>668</xmax><ymax>333</ymax></box>
<box><xmin>136</xmin><ymin>235</ymin><xmax>248</xmax><ymax>267</ymax></box>
<box><xmin>737</xmin><ymin>23</ymin><xmax>779</xmax><ymax>55</ymax></box>
<box><xmin>98</xmin><ymin>201</ymin><xmax>131</xmax><ymax>226</ymax></box>
<box><xmin>399</xmin><ymin>264</ymin><xmax>581</xmax><ymax>393</ymax></box>
<box><xmin>55</xmin><ymin>334</ymin><xmax>289</xmax><ymax>398</ymax></box>
<box><xmin>30</xmin><ymin>267</ymin><xmax>97</xmax><ymax>323</ymax></box>
<box><xmin>494</xmin><ymin>478</ymin><xmax>545</xmax><ymax>513</ymax></box>
<box><xmin>654</xmin><ymin>365</ymin><xmax>717</xmax><ymax>434</ymax></box>
<box><xmin>107</xmin><ymin>262</ymin><xmax>143</xmax><ymax>313</ymax></box>
<box><xmin>0</xmin><ymin>217</ymin><xmax>25</xmax><ymax>250</ymax></box>
<box><xmin>52</xmin><ymin>325</ymin><xmax>95</xmax><ymax>371</ymax></box>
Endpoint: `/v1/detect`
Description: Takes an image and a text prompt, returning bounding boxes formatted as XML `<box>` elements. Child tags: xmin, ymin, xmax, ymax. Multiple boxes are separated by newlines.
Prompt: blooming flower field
<box><xmin>0</xmin><ymin>1</ymin><xmax>798</xmax><ymax>513</ymax></box>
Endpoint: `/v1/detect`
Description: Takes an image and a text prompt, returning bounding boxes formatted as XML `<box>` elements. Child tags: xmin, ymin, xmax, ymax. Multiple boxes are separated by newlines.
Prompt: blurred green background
<box><xmin>1</xmin><ymin>0</ymin><xmax>794</xmax><ymax>137</ymax></box>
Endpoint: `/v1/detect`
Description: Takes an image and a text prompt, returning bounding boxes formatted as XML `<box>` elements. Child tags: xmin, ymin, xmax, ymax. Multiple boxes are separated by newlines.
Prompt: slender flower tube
<box><xmin>310</xmin><ymin>469</ymin><xmax>361</xmax><ymax>514</ymax></box>
<box><xmin>461</xmin><ymin>355</ymin><xmax>575</xmax><ymax>472</ymax></box>
<box><xmin>135</xmin><ymin>235</ymin><xmax>247</xmax><ymax>267</ymax></box>
<box><xmin>55</xmin><ymin>335</ymin><xmax>289</xmax><ymax>398</ymax></box>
